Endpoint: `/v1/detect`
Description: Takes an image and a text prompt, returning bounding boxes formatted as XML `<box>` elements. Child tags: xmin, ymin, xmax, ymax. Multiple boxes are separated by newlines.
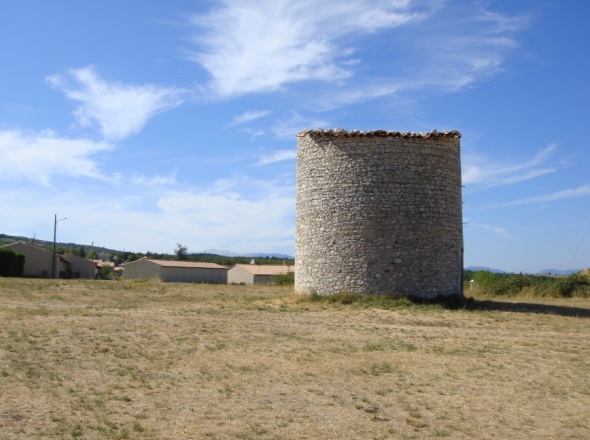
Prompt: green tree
<box><xmin>96</xmin><ymin>265</ymin><xmax>116</xmax><ymax>280</ymax></box>
<box><xmin>175</xmin><ymin>243</ymin><xmax>188</xmax><ymax>261</ymax></box>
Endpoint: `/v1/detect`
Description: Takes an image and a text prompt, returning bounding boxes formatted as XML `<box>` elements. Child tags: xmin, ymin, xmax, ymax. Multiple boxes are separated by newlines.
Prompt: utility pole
<box><xmin>52</xmin><ymin>214</ymin><xmax>67</xmax><ymax>279</ymax></box>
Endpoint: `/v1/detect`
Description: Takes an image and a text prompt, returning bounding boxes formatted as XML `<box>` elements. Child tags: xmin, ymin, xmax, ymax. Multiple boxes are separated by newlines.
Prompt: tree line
<box><xmin>63</xmin><ymin>247</ymin><xmax>295</xmax><ymax>267</ymax></box>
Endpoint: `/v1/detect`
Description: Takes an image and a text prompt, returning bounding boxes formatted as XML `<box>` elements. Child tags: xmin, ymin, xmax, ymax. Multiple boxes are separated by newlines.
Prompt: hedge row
<box><xmin>0</xmin><ymin>249</ymin><xmax>25</xmax><ymax>277</ymax></box>
<box><xmin>464</xmin><ymin>270</ymin><xmax>590</xmax><ymax>298</ymax></box>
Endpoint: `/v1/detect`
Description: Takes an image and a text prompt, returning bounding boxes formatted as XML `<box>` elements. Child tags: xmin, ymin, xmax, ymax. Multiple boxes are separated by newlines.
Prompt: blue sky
<box><xmin>1</xmin><ymin>1</ymin><xmax>589</xmax><ymax>273</ymax></box>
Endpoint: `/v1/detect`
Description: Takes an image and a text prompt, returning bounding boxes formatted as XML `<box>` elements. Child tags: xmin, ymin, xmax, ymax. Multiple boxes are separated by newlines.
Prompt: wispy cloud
<box><xmin>154</xmin><ymin>175</ymin><xmax>295</xmax><ymax>251</ymax></box>
<box><xmin>47</xmin><ymin>66</ymin><xmax>187</xmax><ymax>140</ymax></box>
<box><xmin>316</xmin><ymin>83</ymin><xmax>404</xmax><ymax>111</ymax></box>
<box><xmin>0</xmin><ymin>174</ymin><xmax>296</xmax><ymax>254</ymax></box>
<box><xmin>131</xmin><ymin>172</ymin><xmax>177</xmax><ymax>187</ymax></box>
<box><xmin>187</xmin><ymin>1</ymin><xmax>529</xmax><ymax>110</ymax></box>
<box><xmin>462</xmin><ymin>144</ymin><xmax>561</xmax><ymax>188</ymax></box>
<box><xmin>496</xmin><ymin>185</ymin><xmax>590</xmax><ymax>208</ymax></box>
<box><xmin>229</xmin><ymin>110</ymin><xmax>270</xmax><ymax>126</ymax></box>
<box><xmin>393</xmin><ymin>3</ymin><xmax>530</xmax><ymax>94</ymax></box>
<box><xmin>257</xmin><ymin>149</ymin><xmax>297</xmax><ymax>165</ymax></box>
<box><xmin>189</xmin><ymin>0</ymin><xmax>430</xmax><ymax>98</ymax></box>
<box><xmin>0</xmin><ymin>129</ymin><xmax>112</xmax><ymax>185</ymax></box>
<box><xmin>271</xmin><ymin>113</ymin><xmax>331</xmax><ymax>139</ymax></box>
<box><xmin>468</xmin><ymin>222</ymin><xmax>514</xmax><ymax>238</ymax></box>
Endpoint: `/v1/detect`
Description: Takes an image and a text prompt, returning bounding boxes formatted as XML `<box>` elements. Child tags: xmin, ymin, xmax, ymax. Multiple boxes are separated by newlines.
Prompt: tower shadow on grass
<box><xmin>302</xmin><ymin>291</ymin><xmax>590</xmax><ymax>318</ymax></box>
<box><xmin>444</xmin><ymin>296</ymin><xmax>590</xmax><ymax>318</ymax></box>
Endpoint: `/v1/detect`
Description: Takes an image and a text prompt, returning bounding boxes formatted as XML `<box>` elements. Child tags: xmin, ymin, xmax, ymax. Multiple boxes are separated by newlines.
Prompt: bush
<box><xmin>552</xmin><ymin>274</ymin><xmax>590</xmax><ymax>298</ymax></box>
<box><xmin>0</xmin><ymin>249</ymin><xmax>25</xmax><ymax>277</ymax></box>
<box><xmin>96</xmin><ymin>265</ymin><xmax>117</xmax><ymax>280</ymax></box>
<box><xmin>0</xmin><ymin>249</ymin><xmax>13</xmax><ymax>277</ymax></box>
<box><xmin>465</xmin><ymin>270</ymin><xmax>590</xmax><ymax>298</ymax></box>
<box><xmin>270</xmin><ymin>271</ymin><xmax>294</xmax><ymax>286</ymax></box>
<box><xmin>488</xmin><ymin>274</ymin><xmax>534</xmax><ymax>296</ymax></box>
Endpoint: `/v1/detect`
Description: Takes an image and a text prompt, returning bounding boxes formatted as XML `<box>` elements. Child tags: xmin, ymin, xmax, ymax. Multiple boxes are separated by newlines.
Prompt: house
<box><xmin>123</xmin><ymin>258</ymin><xmax>228</xmax><ymax>283</ymax></box>
<box><xmin>0</xmin><ymin>242</ymin><xmax>69</xmax><ymax>278</ymax></box>
<box><xmin>63</xmin><ymin>253</ymin><xmax>98</xmax><ymax>279</ymax></box>
<box><xmin>227</xmin><ymin>263</ymin><xmax>294</xmax><ymax>285</ymax></box>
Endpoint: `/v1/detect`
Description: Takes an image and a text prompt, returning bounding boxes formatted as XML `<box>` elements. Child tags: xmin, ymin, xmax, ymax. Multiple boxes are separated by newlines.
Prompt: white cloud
<box><xmin>187</xmin><ymin>1</ymin><xmax>529</xmax><ymax>108</ymax></box>
<box><xmin>0</xmin><ymin>174</ymin><xmax>296</xmax><ymax>255</ymax></box>
<box><xmin>316</xmin><ymin>83</ymin><xmax>403</xmax><ymax>111</ymax></box>
<box><xmin>462</xmin><ymin>144</ymin><xmax>561</xmax><ymax>188</ymax></box>
<box><xmin>468</xmin><ymin>222</ymin><xmax>514</xmax><ymax>238</ymax></box>
<box><xmin>271</xmin><ymin>113</ymin><xmax>332</xmax><ymax>139</ymax></box>
<box><xmin>47</xmin><ymin>66</ymin><xmax>187</xmax><ymax>140</ymax></box>
<box><xmin>397</xmin><ymin>4</ymin><xmax>530</xmax><ymax>93</ymax></box>
<box><xmin>247</xmin><ymin>129</ymin><xmax>266</xmax><ymax>137</ymax></box>
<box><xmin>0</xmin><ymin>129</ymin><xmax>112</xmax><ymax>184</ymax></box>
<box><xmin>155</xmin><ymin>177</ymin><xmax>295</xmax><ymax>251</ymax></box>
<box><xmin>257</xmin><ymin>150</ymin><xmax>297</xmax><ymax>165</ymax></box>
<box><xmin>189</xmin><ymin>0</ymin><xmax>429</xmax><ymax>98</ymax></box>
<box><xmin>229</xmin><ymin>110</ymin><xmax>270</xmax><ymax>126</ymax></box>
<box><xmin>131</xmin><ymin>172</ymin><xmax>177</xmax><ymax>187</ymax></box>
<box><xmin>497</xmin><ymin>185</ymin><xmax>590</xmax><ymax>208</ymax></box>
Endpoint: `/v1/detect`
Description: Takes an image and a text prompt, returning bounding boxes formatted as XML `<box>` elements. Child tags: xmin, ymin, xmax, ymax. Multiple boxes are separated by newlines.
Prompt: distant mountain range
<box><xmin>465</xmin><ymin>266</ymin><xmax>508</xmax><ymax>273</ymax></box>
<box><xmin>466</xmin><ymin>266</ymin><xmax>583</xmax><ymax>275</ymax></box>
<box><xmin>198</xmin><ymin>249</ymin><xmax>294</xmax><ymax>259</ymax></box>
<box><xmin>537</xmin><ymin>269</ymin><xmax>581</xmax><ymax>276</ymax></box>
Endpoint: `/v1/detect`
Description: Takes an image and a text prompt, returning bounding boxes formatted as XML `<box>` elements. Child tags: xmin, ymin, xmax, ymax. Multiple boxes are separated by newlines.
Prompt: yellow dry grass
<box><xmin>1</xmin><ymin>278</ymin><xmax>589</xmax><ymax>439</ymax></box>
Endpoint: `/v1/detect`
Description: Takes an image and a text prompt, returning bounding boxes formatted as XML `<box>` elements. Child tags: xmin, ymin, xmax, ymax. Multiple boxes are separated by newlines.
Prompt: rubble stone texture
<box><xmin>295</xmin><ymin>129</ymin><xmax>463</xmax><ymax>299</ymax></box>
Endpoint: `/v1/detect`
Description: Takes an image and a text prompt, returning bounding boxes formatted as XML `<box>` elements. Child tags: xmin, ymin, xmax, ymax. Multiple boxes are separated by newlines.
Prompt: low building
<box><xmin>123</xmin><ymin>258</ymin><xmax>228</xmax><ymax>283</ymax></box>
<box><xmin>0</xmin><ymin>242</ymin><xmax>69</xmax><ymax>278</ymax></box>
<box><xmin>228</xmin><ymin>263</ymin><xmax>294</xmax><ymax>285</ymax></box>
<box><xmin>64</xmin><ymin>253</ymin><xmax>97</xmax><ymax>279</ymax></box>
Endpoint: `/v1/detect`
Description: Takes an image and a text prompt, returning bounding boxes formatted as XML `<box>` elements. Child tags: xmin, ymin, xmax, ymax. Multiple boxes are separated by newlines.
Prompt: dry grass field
<box><xmin>1</xmin><ymin>278</ymin><xmax>589</xmax><ymax>439</ymax></box>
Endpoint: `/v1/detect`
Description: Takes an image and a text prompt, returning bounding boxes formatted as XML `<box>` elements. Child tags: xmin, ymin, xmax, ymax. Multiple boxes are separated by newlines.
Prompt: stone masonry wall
<box><xmin>295</xmin><ymin>128</ymin><xmax>463</xmax><ymax>299</ymax></box>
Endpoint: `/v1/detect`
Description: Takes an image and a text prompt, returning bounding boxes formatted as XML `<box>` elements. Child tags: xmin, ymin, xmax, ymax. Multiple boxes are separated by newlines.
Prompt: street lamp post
<box><xmin>52</xmin><ymin>214</ymin><xmax>67</xmax><ymax>279</ymax></box>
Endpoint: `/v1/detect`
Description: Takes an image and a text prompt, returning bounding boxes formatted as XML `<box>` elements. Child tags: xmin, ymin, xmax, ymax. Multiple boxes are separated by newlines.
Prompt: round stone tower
<box><xmin>295</xmin><ymin>128</ymin><xmax>463</xmax><ymax>300</ymax></box>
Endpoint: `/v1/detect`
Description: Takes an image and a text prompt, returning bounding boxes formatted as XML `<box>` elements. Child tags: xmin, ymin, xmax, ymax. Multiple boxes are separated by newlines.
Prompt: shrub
<box><xmin>488</xmin><ymin>274</ymin><xmax>534</xmax><ymax>296</ymax></box>
<box><xmin>0</xmin><ymin>249</ymin><xmax>25</xmax><ymax>277</ymax></box>
<box><xmin>271</xmin><ymin>271</ymin><xmax>294</xmax><ymax>286</ymax></box>
<box><xmin>466</xmin><ymin>270</ymin><xmax>590</xmax><ymax>298</ymax></box>
<box><xmin>96</xmin><ymin>265</ymin><xmax>117</xmax><ymax>280</ymax></box>
<box><xmin>552</xmin><ymin>274</ymin><xmax>590</xmax><ymax>298</ymax></box>
<box><xmin>0</xmin><ymin>249</ymin><xmax>13</xmax><ymax>276</ymax></box>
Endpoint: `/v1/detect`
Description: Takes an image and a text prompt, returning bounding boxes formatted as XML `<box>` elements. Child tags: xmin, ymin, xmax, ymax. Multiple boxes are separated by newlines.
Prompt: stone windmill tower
<box><xmin>295</xmin><ymin>128</ymin><xmax>463</xmax><ymax>300</ymax></box>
